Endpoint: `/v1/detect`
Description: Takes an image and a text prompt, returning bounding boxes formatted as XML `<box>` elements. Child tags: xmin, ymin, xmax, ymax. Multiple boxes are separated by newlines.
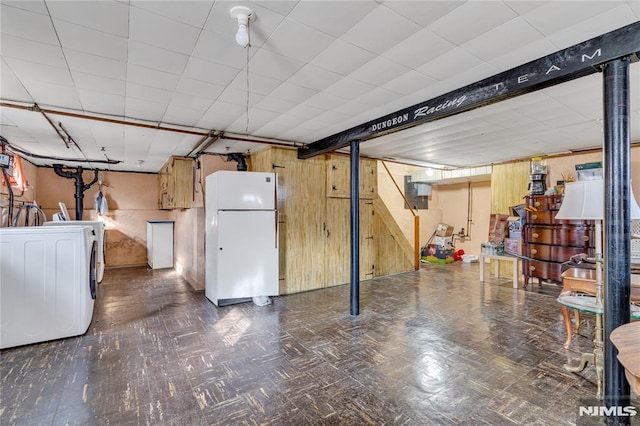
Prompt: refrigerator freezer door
<box><xmin>215</xmin><ymin>171</ymin><xmax>276</xmax><ymax>210</ymax></box>
<box><xmin>216</xmin><ymin>210</ymin><xmax>278</xmax><ymax>302</ymax></box>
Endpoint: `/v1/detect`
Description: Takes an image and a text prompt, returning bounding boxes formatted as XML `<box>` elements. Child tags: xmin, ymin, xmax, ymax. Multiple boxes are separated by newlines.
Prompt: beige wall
<box><xmin>379</xmin><ymin>147</ymin><xmax>640</xmax><ymax>257</ymax></box>
<box><xmin>36</xmin><ymin>167</ymin><xmax>170</xmax><ymax>267</ymax></box>
<box><xmin>1</xmin><ymin>156</ymin><xmax>39</xmax><ymax>226</ymax></box>
<box><xmin>173</xmin><ymin>154</ymin><xmax>238</xmax><ymax>290</ymax></box>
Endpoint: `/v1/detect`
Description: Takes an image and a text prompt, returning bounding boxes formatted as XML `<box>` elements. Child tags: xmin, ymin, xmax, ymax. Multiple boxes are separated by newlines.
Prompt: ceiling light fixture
<box><xmin>230</xmin><ymin>6</ymin><xmax>254</xmax><ymax>48</ymax></box>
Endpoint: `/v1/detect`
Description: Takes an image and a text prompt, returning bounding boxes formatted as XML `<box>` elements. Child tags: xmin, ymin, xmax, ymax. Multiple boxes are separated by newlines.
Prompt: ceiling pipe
<box><xmin>32</xmin><ymin>104</ymin><xmax>70</xmax><ymax>149</ymax></box>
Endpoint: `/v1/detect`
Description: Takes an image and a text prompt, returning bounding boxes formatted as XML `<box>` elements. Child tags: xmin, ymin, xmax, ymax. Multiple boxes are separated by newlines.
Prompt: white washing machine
<box><xmin>0</xmin><ymin>226</ymin><xmax>97</xmax><ymax>349</ymax></box>
<box><xmin>44</xmin><ymin>220</ymin><xmax>106</xmax><ymax>283</ymax></box>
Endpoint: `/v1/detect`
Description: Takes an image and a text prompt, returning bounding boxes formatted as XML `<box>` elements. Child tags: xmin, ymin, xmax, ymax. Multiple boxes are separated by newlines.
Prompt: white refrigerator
<box><xmin>205</xmin><ymin>170</ymin><xmax>278</xmax><ymax>306</ymax></box>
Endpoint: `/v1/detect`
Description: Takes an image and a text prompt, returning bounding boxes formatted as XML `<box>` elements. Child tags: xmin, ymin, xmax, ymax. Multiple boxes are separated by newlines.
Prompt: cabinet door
<box><xmin>324</xmin><ymin>198</ymin><xmax>350</xmax><ymax>287</ymax></box>
<box><xmin>326</xmin><ymin>155</ymin><xmax>377</xmax><ymax>199</ymax></box>
<box><xmin>278</xmin><ymin>159</ymin><xmax>326</xmax><ymax>294</ymax></box>
<box><xmin>360</xmin><ymin>200</ymin><xmax>375</xmax><ymax>280</ymax></box>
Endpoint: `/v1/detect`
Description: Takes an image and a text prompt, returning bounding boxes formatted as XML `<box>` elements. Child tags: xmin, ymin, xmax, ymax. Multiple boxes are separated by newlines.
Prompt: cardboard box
<box><xmin>488</xmin><ymin>214</ymin><xmax>509</xmax><ymax>244</ymax></box>
<box><xmin>504</xmin><ymin>238</ymin><xmax>522</xmax><ymax>256</ymax></box>
<box><xmin>434</xmin><ymin>236</ymin><xmax>453</xmax><ymax>247</ymax></box>
<box><xmin>435</xmin><ymin>223</ymin><xmax>454</xmax><ymax>237</ymax></box>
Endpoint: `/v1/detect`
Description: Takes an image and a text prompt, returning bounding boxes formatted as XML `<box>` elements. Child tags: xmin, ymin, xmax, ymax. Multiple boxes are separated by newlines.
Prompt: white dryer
<box><xmin>44</xmin><ymin>220</ymin><xmax>106</xmax><ymax>283</ymax></box>
<box><xmin>0</xmin><ymin>226</ymin><xmax>97</xmax><ymax>349</ymax></box>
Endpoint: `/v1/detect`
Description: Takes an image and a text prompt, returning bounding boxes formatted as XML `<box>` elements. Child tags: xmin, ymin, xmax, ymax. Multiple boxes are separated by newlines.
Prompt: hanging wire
<box><xmin>245</xmin><ymin>20</ymin><xmax>251</xmax><ymax>135</ymax></box>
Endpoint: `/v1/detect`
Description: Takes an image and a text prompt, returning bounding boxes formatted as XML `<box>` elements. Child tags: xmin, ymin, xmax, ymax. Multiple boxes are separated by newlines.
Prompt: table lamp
<box><xmin>555</xmin><ymin>178</ymin><xmax>640</xmax><ymax>398</ymax></box>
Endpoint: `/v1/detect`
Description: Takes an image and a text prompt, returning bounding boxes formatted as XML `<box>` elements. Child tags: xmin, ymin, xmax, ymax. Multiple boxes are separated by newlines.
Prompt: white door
<box><xmin>217</xmin><ymin>210</ymin><xmax>278</xmax><ymax>300</ymax></box>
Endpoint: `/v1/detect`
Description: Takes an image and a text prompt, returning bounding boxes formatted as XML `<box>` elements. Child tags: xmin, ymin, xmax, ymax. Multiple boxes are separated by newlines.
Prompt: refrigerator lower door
<box><xmin>216</xmin><ymin>210</ymin><xmax>278</xmax><ymax>304</ymax></box>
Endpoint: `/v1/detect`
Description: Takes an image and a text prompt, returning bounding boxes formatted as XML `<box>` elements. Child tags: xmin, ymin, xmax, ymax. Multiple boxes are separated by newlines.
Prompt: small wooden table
<box><xmin>610</xmin><ymin>321</ymin><xmax>640</xmax><ymax>396</ymax></box>
<box><xmin>479</xmin><ymin>253</ymin><xmax>520</xmax><ymax>289</ymax></box>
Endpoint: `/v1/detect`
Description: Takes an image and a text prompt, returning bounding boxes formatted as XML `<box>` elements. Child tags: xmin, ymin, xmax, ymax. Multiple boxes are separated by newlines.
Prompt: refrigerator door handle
<box><xmin>275</xmin><ymin>210</ymin><xmax>278</xmax><ymax>249</ymax></box>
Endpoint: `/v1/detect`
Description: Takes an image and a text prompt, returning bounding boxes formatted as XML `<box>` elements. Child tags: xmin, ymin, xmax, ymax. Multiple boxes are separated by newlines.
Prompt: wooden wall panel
<box><xmin>249</xmin><ymin>146</ymin><xmax>413</xmax><ymax>295</ymax></box>
<box><xmin>373</xmin><ymin>197</ymin><xmax>414</xmax><ymax>276</ymax></box>
<box><xmin>324</xmin><ymin>198</ymin><xmax>350</xmax><ymax>287</ymax></box>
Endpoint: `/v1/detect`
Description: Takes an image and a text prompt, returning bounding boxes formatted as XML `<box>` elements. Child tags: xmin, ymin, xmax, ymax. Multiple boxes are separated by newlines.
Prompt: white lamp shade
<box><xmin>556</xmin><ymin>178</ymin><xmax>640</xmax><ymax>220</ymax></box>
<box><xmin>556</xmin><ymin>179</ymin><xmax>603</xmax><ymax>220</ymax></box>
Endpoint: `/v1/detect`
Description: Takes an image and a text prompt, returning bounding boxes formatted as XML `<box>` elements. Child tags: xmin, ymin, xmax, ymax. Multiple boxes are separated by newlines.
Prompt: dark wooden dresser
<box><xmin>523</xmin><ymin>194</ymin><xmax>595</xmax><ymax>288</ymax></box>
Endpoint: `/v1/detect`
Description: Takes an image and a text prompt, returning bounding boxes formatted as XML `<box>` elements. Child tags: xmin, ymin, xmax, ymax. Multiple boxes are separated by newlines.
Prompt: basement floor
<box><xmin>1</xmin><ymin>262</ymin><xmax>637</xmax><ymax>425</ymax></box>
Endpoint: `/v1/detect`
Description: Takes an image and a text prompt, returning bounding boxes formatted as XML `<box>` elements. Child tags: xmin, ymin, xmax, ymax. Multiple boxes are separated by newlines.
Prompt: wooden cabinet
<box><xmin>158</xmin><ymin>156</ymin><xmax>194</xmax><ymax>209</ymax></box>
<box><xmin>522</xmin><ymin>195</ymin><xmax>594</xmax><ymax>287</ymax></box>
<box><xmin>326</xmin><ymin>155</ymin><xmax>376</xmax><ymax>199</ymax></box>
<box><xmin>250</xmin><ymin>147</ymin><xmax>411</xmax><ymax>295</ymax></box>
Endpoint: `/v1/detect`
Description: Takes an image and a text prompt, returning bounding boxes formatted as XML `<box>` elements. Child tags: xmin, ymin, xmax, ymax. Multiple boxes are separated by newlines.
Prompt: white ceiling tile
<box><xmin>341</xmin><ymin>5</ymin><xmax>421</xmax><ymax>55</ymax></box>
<box><xmin>175</xmin><ymin>77</ymin><xmax>225</xmax><ymax>100</ymax></box>
<box><xmin>197</xmin><ymin>101</ymin><xmax>245</xmax><ymax>127</ymax></box>
<box><xmin>462</xmin><ymin>17</ymin><xmax>543</xmax><ymax>62</ymax></box>
<box><xmin>522</xmin><ymin>1</ymin><xmax>626</xmax><ymax>36</ymax></box>
<box><xmin>182</xmin><ymin>57</ymin><xmax>240</xmax><ymax>86</ymax></box>
<box><xmin>125</xmin><ymin>98</ymin><xmax>168</xmax><ymax>122</ymax></box>
<box><xmin>64</xmin><ymin>50</ymin><xmax>127</xmax><ymax>80</ymax></box>
<box><xmin>504</xmin><ymin>1</ymin><xmax>550</xmax><ymax>15</ymax></box>
<box><xmin>288</xmin><ymin>1</ymin><xmax>378</xmax><ymax>38</ymax></box>
<box><xmin>126</xmin><ymin>82</ymin><xmax>173</xmax><ymax>104</ymax></box>
<box><xmin>4</xmin><ymin>57</ymin><xmax>73</xmax><ymax>87</ymax></box>
<box><xmin>488</xmin><ymin>38</ymin><xmax>558</xmax><ymax>72</ymax></box>
<box><xmin>249</xmin><ymin>1</ymin><xmax>298</xmax><ymax>16</ymax></box>
<box><xmin>254</xmin><ymin>97</ymin><xmax>297</xmax><ymax>114</ymax></box>
<box><xmin>247</xmin><ymin>49</ymin><xmax>305</xmax><ymax>81</ymax></box>
<box><xmin>19</xmin><ymin>81</ymin><xmax>82</xmax><ymax>110</ymax></box>
<box><xmin>215</xmin><ymin>87</ymin><xmax>265</xmax><ymax>107</ymax></box>
<box><xmin>47</xmin><ymin>0</ymin><xmax>129</xmax><ymax>37</ymax></box>
<box><xmin>349</xmin><ymin>56</ymin><xmax>410</xmax><ymax>87</ymax></box>
<box><xmin>382</xmin><ymin>71</ymin><xmax>438</xmax><ymax>96</ymax></box>
<box><xmin>332</xmin><ymin>99</ymin><xmax>372</xmax><ymax>116</ymax></box>
<box><xmin>204</xmin><ymin>1</ymin><xmax>286</xmax><ymax>48</ymax></box>
<box><xmin>191</xmin><ymin>30</ymin><xmax>255</xmax><ymax>70</ymax></box>
<box><xmin>1</xmin><ymin>34</ymin><xmax>66</xmax><ymax>68</ymax></box>
<box><xmin>547</xmin><ymin>5</ymin><xmax>637</xmax><ymax>49</ymax></box>
<box><xmin>127</xmin><ymin>64</ymin><xmax>180</xmax><ymax>92</ymax></box>
<box><xmin>263</xmin><ymin>20</ymin><xmax>335</xmax><ymax>63</ymax></box>
<box><xmin>76</xmin><ymin>89</ymin><xmax>125</xmax><ymax>116</ymax></box>
<box><xmin>382</xmin><ymin>1</ymin><xmax>465</xmax><ymax>27</ymax></box>
<box><xmin>54</xmin><ymin>19</ymin><xmax>128</xmax><ymax>61</ymax></box>
<box><xmin>228</xmin><ymin>72</ymin><xmax>282</xmax><ymax>96</ymax></box>
<box><xmin>285</xmin><ymin>103</ymin><xmax>327</xmax><ymax>121</ymax></box>
<box><xmin>303</xmin><ymin>93</ymin><xmax>349</xmax><ymax>111</ymax></box>
<box><xmin>129</xmin><ymin>6</ymin><xmax>201</xmax><ymax>55</ymax></box>
<box><xmin>2</xmin><ymin>1</ymin><xmax>48</xmax><ymax>15</ymax></box>
<box><xmin>168</xmin><ymin>92</ymin><xmax>213</xmax><ymax>111</ymax></box>
<box><xmin>128</xmin><ymin>40</ymin><xmax>189</xmax><ymax>75</ymax></box>
<box><xmin>428</xmin><ymin>1</ymin><xmax>518</xmax><ymax>45</ymax></box>
<box><xmin>417</xmin><ymin>47</ymin><xmax>484</xmax><ymax>81</ymax></box>
<box><xmin>162</xmin><ymin>106</ymin><xmax>205</xmax><ymax>127</ymax></box>
<box><xmin>628</xmin><ymin>0</ymin><xmax>640</xmax><ymax>17</ymax></box>
<box><xmin>0</xmin><ymin>60</ymin><xmax>33</xmax><ymax>102</ymax></box>
<box><xmin>381</xmin><ymin>28</ymin><xmax>456</xmax><ymax>70</ymax></box>
<box><xmin>310</xmin><ymin>39</ymin><xmax>376</xmax><ymax>76</ymax></box>
<box><xmin>325</xmin><ymin>77</ymin><xmax>375</xmax><ymax>100</ymax></box>
<box><xmin>288</xmin><ymin>64</ymin><xmax>343</xmax><ymax>91</ymax></box>
<box><xmin>72</xmin><ymin>71</ymin><xmax>125</xmax><ymax>96</ymax></box>
<box><xmin>0</xmin><ymin>4</ymin><xmax>59</xmax><ymax>45</ymax></box>
<box><xmin>130</xmin><ymin>1</ymin><xmax>213</xmax><ymax>28</ymax></box>
<box><xmin>271</xmin><ymin>82</ymin><xmax>318</xmax><ymax>103</ymax></box>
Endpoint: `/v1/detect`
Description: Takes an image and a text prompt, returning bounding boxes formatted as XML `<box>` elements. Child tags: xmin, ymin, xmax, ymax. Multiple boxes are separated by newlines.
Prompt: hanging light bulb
<box><xmin>230</xmin><ymin>6</ymin><xmax>254</xmax><ymax>48</ymax></box>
